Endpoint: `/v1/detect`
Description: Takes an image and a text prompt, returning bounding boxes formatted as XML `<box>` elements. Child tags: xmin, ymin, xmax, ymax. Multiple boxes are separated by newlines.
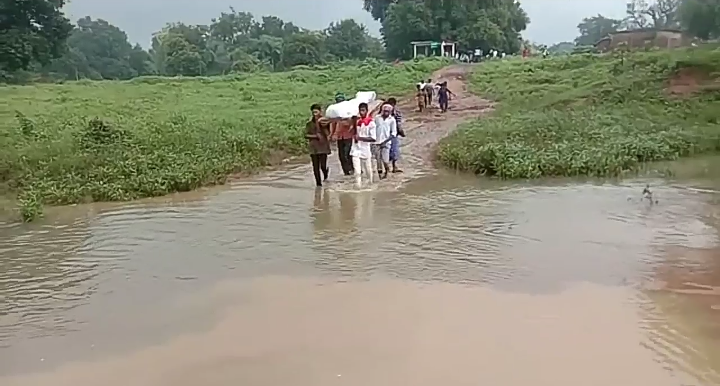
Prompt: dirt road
<box><xmin>394</xmin><ymin>64</ymin><xmax>494</xmax><ymax>162</ymax></box>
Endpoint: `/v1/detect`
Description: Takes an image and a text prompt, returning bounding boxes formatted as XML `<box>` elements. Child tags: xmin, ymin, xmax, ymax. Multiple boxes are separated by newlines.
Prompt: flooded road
<box><xmin>2</xmin><ymin>66</ymin><xmax>720</xmax><ymax>385</ymax></box>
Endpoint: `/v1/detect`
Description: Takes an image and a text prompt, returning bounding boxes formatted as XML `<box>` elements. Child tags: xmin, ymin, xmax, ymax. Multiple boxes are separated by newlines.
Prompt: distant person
<box><xmin>305</xmin><ymin>103</ymin><xmax>331</xmax><ymax>187</ymax></box>
<box><xmin>424</xmin><ymin>78</ymin><xmax>434</xmax><ymax>107</ymax></box>
<box><xmin>373</xmin><ymin>104</ymin><xmax>397</xmax><ymax>180</ymax></box>
<box><xmin>350</xmin><ymin>103</ymin><xmax>376</xmax><ymax>187</ymax></box>
<box><xmin>438</xmin><ymin>81</ymin><xmax>456</xmax><ymax>113</ymax></box>
<box><xmin>329</xmin><ymin>92</ymin><xmax>354</xmax><ymax>176</ymax></box>
<box><xmin>386</xmin><ymin>97</ymin><xmax>404</xmax><ymax>173</ymax></box>
<box><xmin>416</xmin><ymin>84</ymin><xmax>425</xmax><ymax>112</ymax></box>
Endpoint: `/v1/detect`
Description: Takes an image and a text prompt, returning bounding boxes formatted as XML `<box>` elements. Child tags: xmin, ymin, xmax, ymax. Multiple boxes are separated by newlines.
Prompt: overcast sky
<box><xmin>64</xmin><ymin>0</ymin><xmax>629</xmax><ymax>47</ymax></box>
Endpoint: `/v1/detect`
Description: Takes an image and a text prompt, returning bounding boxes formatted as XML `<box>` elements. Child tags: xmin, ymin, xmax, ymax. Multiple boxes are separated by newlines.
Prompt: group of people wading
<box><xmin>305</xmin><ymin>93</ymin><xmax>404</xmax><ymax>188</ymax></box>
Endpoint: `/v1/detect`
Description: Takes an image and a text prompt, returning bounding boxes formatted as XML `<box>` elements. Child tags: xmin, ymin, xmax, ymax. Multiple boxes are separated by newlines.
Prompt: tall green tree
<box><xmin>249</xmin><ymin>35</ymin><xmax>283</xmax><ymax>69</ymax></box>
<box><xmin>367</xmin><ymin>0</ymin><xmax>528</xmax><ymax>59</ymax></box>
<box><xmin>325</xmin><ymin>19</ymin><xmax>378</xmax><ymax>60</ymax></box>
<box><xmin>209</xmin><ymin>8</ymin><xmax>255</xmax><ymax>46</ymax></box>
<box><xmin>363</xmin><ymin>0</ymin><xmax>396</xmax><ymax>21</ymax></box>
<box><xmin>281</xmin><ymin>31</ymin><xmax>328</xmax><ymax>67</ymax></box>
<box><xmin>625</xmin><ymin>0</ymin><xmax>680</xmax><ymax>29</ymax></box>
<box><xmin>679</xmin><ymin>0</ymin><xmax>720</xmax><ymax>39</ymax></box>
<box><xmin>151</xmin><ymin>23</ymin><xmax>212</xmax><ymax>76</ymax></box>
<box><xmin>255</xmin><ymin>15</ymin><xmax>300</xmax><ymax>38</ymax></box>
<box><xmin>0</xmin><ymin>0</ymin><xmax>73</xmax><ymax>74</ymax></box>
<box><xmin>45</xmin><ymin>17</ymin><xmax>153</xmax><ymax>80</ymax></box>
<box><xmin>574</xmin><ymin>15</ymin><xmax>623</xmax><ymax>46</ymax></box>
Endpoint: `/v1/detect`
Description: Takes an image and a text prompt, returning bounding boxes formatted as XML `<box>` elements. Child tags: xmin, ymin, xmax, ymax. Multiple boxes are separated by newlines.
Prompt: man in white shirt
<box><xmin>350</xmin><ymin>102</ymin><xmax>376</xmax><ymax>188</ymax></box>
<box><xmin>372</xmin><ymin>103</ymin><xmax>397</xmax><ymax>180</ymax></box>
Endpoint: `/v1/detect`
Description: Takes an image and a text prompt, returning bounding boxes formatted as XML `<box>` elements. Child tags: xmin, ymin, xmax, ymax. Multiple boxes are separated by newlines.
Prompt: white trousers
<box><xmin>352</xmin><ymin>156</ymin><xmax>373</xmax><ymax>187</ymax></box>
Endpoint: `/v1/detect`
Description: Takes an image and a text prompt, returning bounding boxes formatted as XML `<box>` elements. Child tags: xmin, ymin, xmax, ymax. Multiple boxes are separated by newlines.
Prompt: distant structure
<box><xmin>594</xmin><ymin>29</ymin><xmax>691</xmax><ymax>52</ymax></box>
<box><xmin>410</xmin><ymin>41</ymin><xmax>457</xmax><ymax>59</ymax></box>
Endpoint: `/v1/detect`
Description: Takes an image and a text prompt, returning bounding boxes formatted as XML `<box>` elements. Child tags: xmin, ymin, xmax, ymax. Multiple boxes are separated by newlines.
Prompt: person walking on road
<box><xmin>438</xmin><ymin>81</ymin><xmax>456</xmax><ymax>113</ymax></box>
<box><xmin>329</xmin><ymin>92</ymin><xmax>354</xmax><ymax>175</ymax></box>
<box><xmin>305</xmin><ymin>103</ymin><xmax>331</xmax><ymax>187</ymax></box>
<box><xmin>423</xmin><ymin>78</ymin><xmax>434</xmax><ymax>108</ymax></box>
<box><xmin>416</xmin><ymin>84</ymin><xmax>425</xmax><ymax>112</ymax></box>
<box><xmin>372</xmin><ymin>104</ymin><xmax>397</xmax><ymax>180</ymax></box>
<box><xmin>386</xmin><ymin>97</ymin><xmax>404</xmax><ymax>173</ymax></box>
<box><xmin>350</xmin><ymin>103</ymin><xmax>376</xmax><ymax>188</ymax></box>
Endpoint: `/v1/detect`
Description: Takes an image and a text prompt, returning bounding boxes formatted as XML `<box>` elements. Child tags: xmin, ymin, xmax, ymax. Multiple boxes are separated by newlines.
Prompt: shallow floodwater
<box><xmin>2</xmin><ymin>166</ymin><xmax>720</xmax><ymax>385</ymax></box>
<box><xmin>2</xmin><ymin>66</ymin><xmax>720</xmax><ymax>385</ymax></box>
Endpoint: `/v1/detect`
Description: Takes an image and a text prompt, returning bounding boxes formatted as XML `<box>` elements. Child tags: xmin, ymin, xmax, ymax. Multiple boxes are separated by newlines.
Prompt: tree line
<box><xmin>549</xmin><ymin>0</ymin><xmax>720</xmax><ymax>53</ymax></box>
<box><xmin>1</xmin><ymin>0</ymin><xmax>530</xmax><ymax>83</ymax></box>
<box><xmin>1</xmin><ymin>7</ymin><xmax>385</xmax><ymax>82</ymax></box>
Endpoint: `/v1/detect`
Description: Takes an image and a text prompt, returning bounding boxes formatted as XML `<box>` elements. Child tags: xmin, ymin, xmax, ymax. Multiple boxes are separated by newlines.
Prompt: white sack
<box><xmin>325</xmin><ymin>91</ymin><xmax>378</xmax><ymax>119</ymax></box>
<box><xmin>355</xmin><ymin>91</ymin><xmax>377</xmax><ymax>102</ymax></box>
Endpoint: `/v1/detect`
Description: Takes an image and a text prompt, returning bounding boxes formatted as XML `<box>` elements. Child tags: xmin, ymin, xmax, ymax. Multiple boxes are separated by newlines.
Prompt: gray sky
<box><xmin>64</xmin><ymin>0</ymin><xmax>629</xmax><ymax>47</ymax></box>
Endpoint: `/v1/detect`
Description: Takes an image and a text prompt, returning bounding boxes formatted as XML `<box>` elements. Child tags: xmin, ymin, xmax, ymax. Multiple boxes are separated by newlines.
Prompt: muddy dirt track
<box><xmin>393</xmin><ymin>64</ymin><xmax>493</xmax><ymax>162</ymax></box>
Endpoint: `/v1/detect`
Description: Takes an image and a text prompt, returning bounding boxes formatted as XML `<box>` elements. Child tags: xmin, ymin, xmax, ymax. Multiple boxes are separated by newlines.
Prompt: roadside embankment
<box><xmin>437</xmin><ymin>47</ymin><xmax>720</xmax><ymax>179</ymax></box>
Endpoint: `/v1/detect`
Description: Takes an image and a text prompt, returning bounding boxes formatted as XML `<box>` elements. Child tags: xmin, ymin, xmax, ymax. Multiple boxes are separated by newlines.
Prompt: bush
<box><xmin>0</xmin><ymin>57</ymin><xmax>451</xmax><ymax>220</ymax></box>
<box><xmin>438</xmin><ymin>47</ymin><xmax>720</xmax><ymax>178</ymax></box>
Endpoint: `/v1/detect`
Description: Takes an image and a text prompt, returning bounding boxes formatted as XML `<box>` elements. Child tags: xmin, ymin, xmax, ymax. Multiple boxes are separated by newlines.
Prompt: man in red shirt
<box><xmin>329</xmin><ymin>93</ymin><xmax>355</xmax><ymax>176</ymax></box>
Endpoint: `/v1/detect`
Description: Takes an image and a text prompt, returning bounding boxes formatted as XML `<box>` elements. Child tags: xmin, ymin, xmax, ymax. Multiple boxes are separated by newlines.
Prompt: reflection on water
<box><xmin>1</xmin><ymin>165</ymin><xmax>720</xmax><ymax>384</ymax></box>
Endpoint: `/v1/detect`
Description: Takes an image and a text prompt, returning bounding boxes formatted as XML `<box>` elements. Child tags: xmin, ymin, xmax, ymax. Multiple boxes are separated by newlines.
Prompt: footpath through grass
<box><xmin>0</xmin><ymin>58</ymin><xmax>448</xmax><ymax>221</ymax></box>
<box><xmin>437</xmin><ymin>47</ymin><xmax>720</xmax><ymax>179</ymax></box>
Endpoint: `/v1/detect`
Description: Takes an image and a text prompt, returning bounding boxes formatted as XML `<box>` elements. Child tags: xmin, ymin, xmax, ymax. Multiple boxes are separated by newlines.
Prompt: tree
<box><xmin>5</xmin><ymin>7</ymin><xmax>396</xmax><ymax>82</ymax></box>
<box><xmin>162</xmin><ymin>34</ymin><xmax>206</xmax><ymax>76</ymax></box>
<box><xmin>64</xmin><ymin>17</ymin><xmax>150</xmax><ymax>79</ymax></box>
<box><xmin>575</xmin><ymin>15</ymin><xmax>623</xmax><ymax>46</ymax></box>
<box><xmin>281</xmin><ymin>31</ymin><xmax>328</xmax><ymax>67</ymax></box>
<box><xmin>380</xmin><ymin>0</ymin><xmax>433</xmax><ymax>59</ymax></box>
<box><xmin>255</xmin><ymin>15</ymin><xmax>299</xmax><ymax>38</ymax></box>
<box><xmin>0</xmin><ymin>0</ymin><xmax>73</xmax><ymax>74</ymax></box>
<box><xmin>679</xmin><ymin>0</ymin><xmax>720</xmax><ymax>39</ymax></box>
<box><xmin>625</xmin><ymin>0</ymin><xmax>681</xmax><ymax>29</ymax></box>
<box><xmin>249</xmin><ymin>35</ymin><xmax>283</xmax><ymax>69</ymax></box>
<box><xmin>37</xmin><ymin>17</ymin><xmax>154</xmax><ymax>81</ymax></box>
<box><xmin>151</xmin><ymin>23</ymin><xmax>212</xmax><ymax>76</ymax></box>
<box><xmin>128</xmin><ymin>44</ymin><xmax>155</xmax><ymax>75</ymax></box>
<box><xmin>325</xmin><ymin>19</ymin><xmax>375</xmax><ymax>60</ymax></box>
<box><xmin>373</xmin><ymin>0</ymin><xmax>528</xmax><ymax>59</ymax></box>
<box><xmin>366</xmin><ymin>37</ymin><xmax>386</xmax><ymax>59</ymax></box>
<box><xmin>209</xmin><ymin>8</ymin><xmax>255</xmax><ymax>47</ymax></box>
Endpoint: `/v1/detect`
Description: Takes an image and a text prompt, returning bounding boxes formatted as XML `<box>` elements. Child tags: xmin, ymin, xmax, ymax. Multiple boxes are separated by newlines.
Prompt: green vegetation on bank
<box><xmin>438</xmin><ymin>47</ymin><xmax>720</xmax><ymax>179</ymax></box>
<box><xmin>0</xmin><ymin>58</ymin><xmax>448</xmax><ymax>221</ymax></box>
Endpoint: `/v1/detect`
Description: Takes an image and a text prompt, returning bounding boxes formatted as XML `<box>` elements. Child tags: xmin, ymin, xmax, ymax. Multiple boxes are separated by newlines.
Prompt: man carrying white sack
<box><xmin>350</xmin><ymin>102</ymin><xmax>376</xmax><ymax>188</ymax></box>
<box><xmin>372</xmin><ymin>103</ymin><xmax>397</xmax><ymax>180</ymax></box>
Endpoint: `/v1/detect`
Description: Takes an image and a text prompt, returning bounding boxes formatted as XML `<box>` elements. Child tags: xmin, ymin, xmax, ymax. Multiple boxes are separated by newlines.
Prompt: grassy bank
<box><xmin>1</xmin><ymin>58</ymin><xmax>449</xmax><ymax>221</ymax></box>
<box><xmin>438</xmin><ymin>47</ymin><xmax>720</xmax><ymax>179</ymax></box>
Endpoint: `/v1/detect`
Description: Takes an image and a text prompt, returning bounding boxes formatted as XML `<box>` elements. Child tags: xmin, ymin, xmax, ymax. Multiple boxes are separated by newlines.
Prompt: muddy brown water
<box><xmin>2</xmin><ymin>65</ymin><xmax>720</xmax><ymax>385</ymax></box>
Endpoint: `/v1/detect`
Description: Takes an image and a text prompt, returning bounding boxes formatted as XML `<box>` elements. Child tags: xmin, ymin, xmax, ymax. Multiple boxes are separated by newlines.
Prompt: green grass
<box><xmin>438</xmin><ymin>47</ymin><xmax>720</xmax><ymax>179</ymax></box>
<box><xmin>0</xmin><ymin>58</ymin><xmax>450</xmax><ymax>221</ymax></box>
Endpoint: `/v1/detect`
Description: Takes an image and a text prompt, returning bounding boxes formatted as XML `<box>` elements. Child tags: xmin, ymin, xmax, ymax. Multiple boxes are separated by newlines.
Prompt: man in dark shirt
<box><xmin>329</xmin><ymin>93</ymin><xmax>354</xmax><ymax>175</ymax></box>
<box><xmin>305</xmin><ymin>103</ymin><xmax>331</xmax><ymax>187</ymax></box>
